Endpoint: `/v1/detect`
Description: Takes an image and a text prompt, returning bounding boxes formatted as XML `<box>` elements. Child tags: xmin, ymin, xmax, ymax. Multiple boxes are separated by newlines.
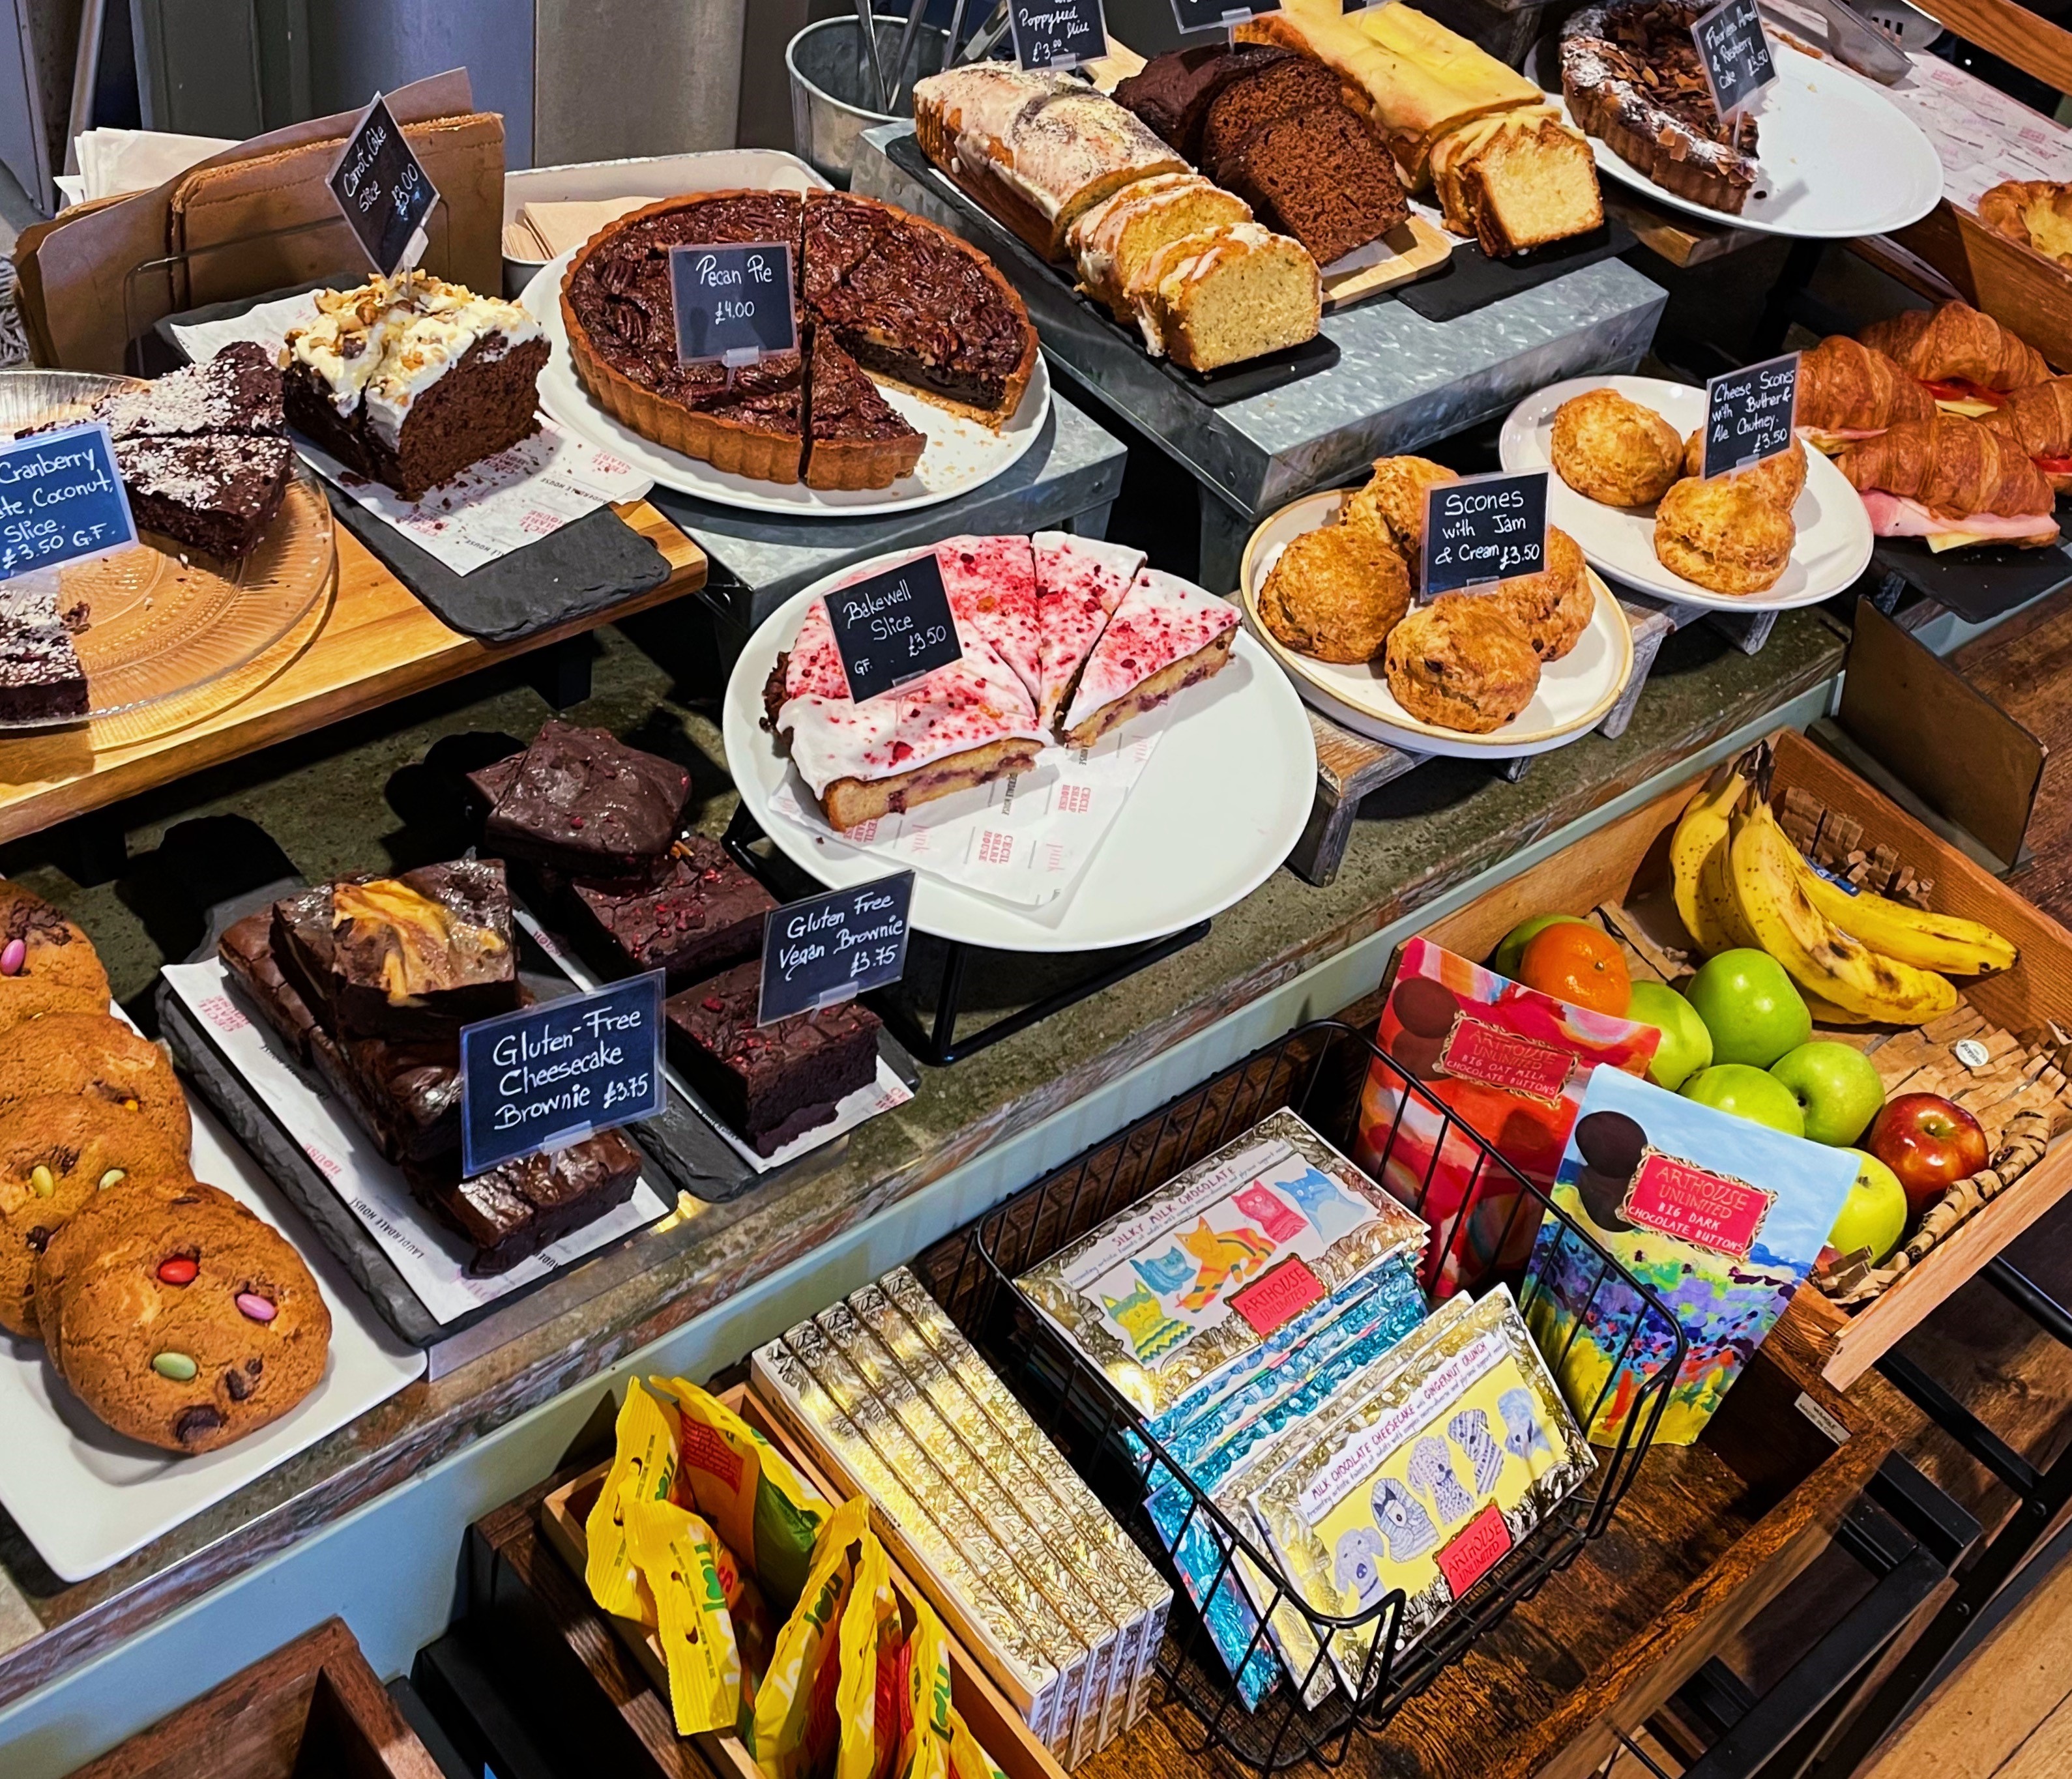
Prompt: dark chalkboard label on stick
<box><xmin>459</xmin><ymin>972</ymin><xmax>665</xmax><ymax>1177</ymax></box>
<box><xmin>0</xmin><ymin>421</ymin><xmax>136</xmax><ymax>583</ymax></box>
<box><xmin>1704</xmin><ymin>351</ymin><xmax>1800</xmax><ymax>479</ymax></box>
<box><xmin>824</xmin><ymin>551</ymin><xmax>963</xmax><ymax>700</ymax></box>
<box><xmin>328</xmin><ymin>94</ymin><xmax>439</xmax><ymax>279</ymax></box>
<box><xmin>669</xmin><ymin>242</ymin><xmax>799</xmax><ymax>369</ymax></box>
<box><xmin>759</xmin><ymin>873</ymin><xmax>914</xmax><ymax>1026</ymax></box>
<box><xmin>1691</xmin><ymin>0</ymin><xmax>1777</xmax><ymax>119</ymax></box>
<box><xmin>1169</xmin><ymin>0</ymin><xmax>1279</xmax><ymax>33</ymax></box>
<box><xmin>1012</xmin><ymin>0</ymin><xmax>1109</xmax><ymax>68</ymax></box>
<box><xmin>1422</xmin><ymin>469</ymin><xmax>1549</xmax><ymax>598</ymax></box>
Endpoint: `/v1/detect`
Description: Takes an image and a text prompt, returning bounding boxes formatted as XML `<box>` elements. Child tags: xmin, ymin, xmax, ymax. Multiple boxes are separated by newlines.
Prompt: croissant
<box><xmin>1837</xmin><ymin>415</ymin><xmax>2055</xmax><ymax>519</ymax></box>
<box><xmin>1978</xmin><ymin>180</ymin><xmax>2072</xmax><ymax>267</ymax></box>
<box><xmin>1982</xmin><ymin>377</ymin><xmax>2072</xmax><ymax>492</ymax></box>
<box><xmin>1796</xmin><ymin>336</ymin><xmax>1934</xmax><ymax>435</ymax></box>
<box><xmin>1860</xmin><ymin>300</ymin><xmax>2052</xmax><ymax>392</ymax></box>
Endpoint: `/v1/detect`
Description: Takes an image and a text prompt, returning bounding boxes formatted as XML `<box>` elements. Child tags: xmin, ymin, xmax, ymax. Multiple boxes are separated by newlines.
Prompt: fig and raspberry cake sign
<box><xmin>758</xmin><ymin>874</ymin><xmax>914</xmax><ymax>1025</ymax></box>
<box><xmin>1422</xmin><ymin>469</ymin><xmax>1550</xmax><ymax>598</ymax></box>
<box><xmin>329</xmin><ymin>93</ymin><xmax>439</xmax><ymax>278</ymax></box>
<box><xmin>1702</xmin><ymin>351</ymin><xmax>1800</xmax><ymax>478</ymax></box>
<box><xmin>668</xmin><ymin>242</ymin><xmax>800</xmax><ymax>368</ymax></box>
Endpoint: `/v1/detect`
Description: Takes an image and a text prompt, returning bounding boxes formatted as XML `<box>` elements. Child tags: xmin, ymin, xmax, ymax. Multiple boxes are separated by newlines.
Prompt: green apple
<box><xmin>1492</xmin><ymin>913</ymin><xmax>1590</xmax><ymax>980</ymax></box>
<box><xmin>1682</xmin><ymin>1063</ymin><xmax>1807</xmax><ymax>1137</ymax></box>
<box><xmin>1626</xmin><ymin>981</ymin><xmax>1714</xmax><ymax>1092</ymax></box>
<box><xmin>1685</xmin><ymin>949</ymin><xmax>1813</xmax><ymax>1068</ymax></box>
<box><xmin>1827</xmin><ymin>1149</ymin><xmax>1907</xmax><ymax>1264</ymax></box>
<box><xmin>1770</xmin><ymin>1041</ymin><xmax>1885</xmax><ymax>1146</ymax></box>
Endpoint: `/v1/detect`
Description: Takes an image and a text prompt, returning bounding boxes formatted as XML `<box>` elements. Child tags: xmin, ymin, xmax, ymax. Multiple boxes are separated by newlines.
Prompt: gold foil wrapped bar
<box><xmin>881</xmin><ymin>1265</ymin><xmax>1174</xmax><ymax>1728</ymax></box>
<box><xmin>749</xmin><ymin>1337</ymin><xmax>1066</xmax><ymax>1746</ymax></box>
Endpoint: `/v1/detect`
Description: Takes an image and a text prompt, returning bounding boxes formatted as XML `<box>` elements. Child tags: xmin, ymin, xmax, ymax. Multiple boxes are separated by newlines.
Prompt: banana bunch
<box><xmin>1667</xmin><ymin>750</ymin><xmax>2017</xmax><ymax>1026</ymax></box>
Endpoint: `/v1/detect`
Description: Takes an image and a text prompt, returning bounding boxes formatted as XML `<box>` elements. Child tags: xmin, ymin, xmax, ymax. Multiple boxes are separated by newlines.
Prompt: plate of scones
<box><xmin>1499</xmin><ymin>375</ymin><xmax>1874</xmax><ymax>611</ymax></box>
<box><xmin>1242</xmin><ymin>458</ymin><xmax>1635</xmax><ymax>757</ymax></box>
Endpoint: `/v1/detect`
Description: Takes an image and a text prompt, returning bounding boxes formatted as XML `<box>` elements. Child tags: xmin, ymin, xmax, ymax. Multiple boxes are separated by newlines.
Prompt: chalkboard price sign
<box><xmin>1012</xmin><ymin>0</ymin><xmax>1110</xmax><ymax>68</ymax></box>
<box><xmin>1169</xmin><ymin>0</ymin><xmax>1279</xmax><ymax>33</ymax></box>
<box><xmin>669</xmin><ymin>242</ymin><xmax>799</xmax><ymax>369</ymax></box>
<box><xmin>0</xmin><ymin>422</ymin><xmax>136</xmax><ymax>583</ymax></box>
<box><xmin>1702</xmin><ymin>351</ymin><xmax>1800</xmax><ymax>480</ymax></box>
<box><xmin>328</xmin><ymin>94</ymin><xmax>439</xmax><ymax>279</ymax></box>
<box><xmin>1422</xmin><ymin>470</ymin><xmax>1549</xmax><ymax>598</ymax></box>
<box><xmin>759</xmin><ymin>873</ymin><xmax>914</xmax><ymax>1026</ymax></box>
<box><xmin>823</xmin><ymin>551</ymin><xmax>964</xmax><ymax>699</ymax></box>
<box><xmin>1691</xmin><ymin>0</ymin><xmax>1777</xmax><ymax>119</ymax></box>
<box><xmin>459</xmin><ymin>972</ymin><xmax>665</xmax><ymax>1177</ymax></box>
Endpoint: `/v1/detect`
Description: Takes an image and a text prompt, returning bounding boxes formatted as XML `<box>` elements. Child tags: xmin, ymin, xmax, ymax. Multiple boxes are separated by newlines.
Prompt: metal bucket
<box><xmin>787</xmin><ymin>16</ymin><xmax>950</xmax><ymax>188</ymax></box>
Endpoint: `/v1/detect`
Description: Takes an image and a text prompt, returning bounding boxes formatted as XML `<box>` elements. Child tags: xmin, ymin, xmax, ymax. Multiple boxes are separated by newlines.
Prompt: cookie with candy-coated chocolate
<box><xmin>34</xmin><ymin>1175</ymin><xmax>248</xmax><ymax>1356</ymax></box>
<box><xmin>0</xmin><ymin>882</ymin><xmax>111</xmax><ymax>1033</ymax></box>
<box><xmin>46</xmin><ymin>1193</ymin><xmax>328</xmax><ymax>1453</ymax></box>
<box><xmin>0</xmin><ymin>1013</ymin><xmax>191</xmax><ymax>1155</ymax></box>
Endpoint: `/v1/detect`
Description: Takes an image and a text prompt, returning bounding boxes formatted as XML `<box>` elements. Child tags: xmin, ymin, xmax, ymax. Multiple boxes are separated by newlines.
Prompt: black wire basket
<box><xmin>913</xmin><ymin>1019</ymin><xmax>1687</xmax><ymax>1775</ymax></box>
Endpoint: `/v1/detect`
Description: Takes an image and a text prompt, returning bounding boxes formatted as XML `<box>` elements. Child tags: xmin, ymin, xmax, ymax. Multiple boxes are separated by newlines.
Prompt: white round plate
<box><xmin>1240</xmin><ymin>493</ymin><xmax>1635</xmax><ymax>759</ymax></box>
<box><xmin>1498</xmin><ymin>374</ymin><xmax>1875</xmax><ymax>613</ymax></box>
<box><xmin>522</xmin><ymin>250</ymin><xmax>1051</xmax><ymax>517</ymax></box>
<box><xmin>1536</xmin><ymin>39</ymin><xmax>1942</xmax><ymax>238</ymax></box>
<box><xmin>724</xmin><ymin>555</ymin><xmax>1317</xmax><ymax>952</ymax></box>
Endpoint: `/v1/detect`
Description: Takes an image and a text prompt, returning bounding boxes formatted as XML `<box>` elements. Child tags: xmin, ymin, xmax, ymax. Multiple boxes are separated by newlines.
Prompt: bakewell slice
<box><xmin>1032</xmin><ymin>531</ymin><xmax>1146</xmax><ymax>728</ymax></box>
<box><xmin>936</xmin><ymin>533</ymin><xmax>1042</xmax><ymax>703</ymax></box>
<box><xmin>1060</xmin><ymin>568</ymin><xmax>1240</xmax><ymax>747</ymax></box>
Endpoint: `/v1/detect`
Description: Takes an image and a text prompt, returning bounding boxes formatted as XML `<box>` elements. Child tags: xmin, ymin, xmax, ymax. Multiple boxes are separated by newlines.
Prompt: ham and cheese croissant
<box><xmin>1796</xmin><ymin>336</ymin><xmax>1934</xmax><ymax>448</ymax></box>
<box><xmin>1859</xmin><ymin>300</ymin><xmax>2052</xmax><ymax>399</ymax></box>
<box><xmin>1836</xmin><ymin>414</ymin><xmax>2060</xmax><ymax>549</ymax></box>
<box><xmin>1981</xmin><ymin>376</ymin><xmax>2072</xmax><ymax>493</ymax></box>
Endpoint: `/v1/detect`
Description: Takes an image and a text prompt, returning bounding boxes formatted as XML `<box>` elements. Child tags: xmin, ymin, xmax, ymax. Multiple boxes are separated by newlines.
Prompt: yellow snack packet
<box><xmin>658</xmin><ymin>1377</ymin><xmax>829</xmax><ymax>1611</ymax></box>
<box><xmin>897</xmin><ymin>1595</ymin><xmax>955</xmax><ymax>1779</ymax></box>
<box><xmin>585</xmin><ymin>1378</ymin><xmax>680</xmax><ymax>1628</ymax></box>
<box><xmin>711</xmin><ymin>1525</ymin><xmax>778</xmax><ymax>1703</ymax></box>
<box><xmin>946</xmin><ymin>1711</ymin><xmax>1009</xmax><ymax>1779</ymax></box>
<box><xmin>623</xmin><ymin>1494</ymin><xmax>742</xmax><ymax>1737</ymax></box>
<box><xmin>832</xmin><ymin>1527</ymin><xmax>897</xmax><ymax>1779</ymax></box>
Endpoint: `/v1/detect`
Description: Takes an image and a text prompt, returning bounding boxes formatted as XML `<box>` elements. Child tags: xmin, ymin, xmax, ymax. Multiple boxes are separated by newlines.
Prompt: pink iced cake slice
<box><xmin>936</xmin><ymin>534</ymin><xmax>1042</xmax><ymax>704</ymax></box>
<box><xmin>1060</xmin><ymin>566</ymin><xmax>1239</xmax><ymax>748</ymax></box>
<box><xmin>1032</xmin><ymin>530</ymin><xmax>1146</xmax><ymax>728</ymax></box>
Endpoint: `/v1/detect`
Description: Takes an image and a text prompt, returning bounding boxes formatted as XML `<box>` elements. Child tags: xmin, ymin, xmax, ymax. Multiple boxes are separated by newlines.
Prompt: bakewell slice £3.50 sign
<box><xmin>1422</xmin><ymin>469</ymin><xmax>1550</xmax><ymax>598</ymax></box>
<box><xmin>0</xmin><ymin>422</ymin><xmax>136</xmax><ymax>583</ymax></box>
<box><xmin>1703</xmin><ymin>351</ymin><xmax>1800</xmax><ymax>479</ymax></box>
<box><xmin>824</xmin><ymin>551</ymin><xmax>964</xmax><ymax>697</ymax></box>
<box><xmin>759</xmin><ymin>873</ymin><xmax>914</xmax><ymax>1026</ymax></box>
<box><xmin>328</xmin><ymin>93</ymin><xmax>439</xmax><ymax>279</ymax></box>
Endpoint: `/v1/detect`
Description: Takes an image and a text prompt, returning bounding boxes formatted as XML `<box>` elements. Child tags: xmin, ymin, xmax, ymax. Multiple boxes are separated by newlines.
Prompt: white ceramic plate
<box><xmin>523</xmin><ymin>250</ymin><xmax>1051</xmax><ymax>517</ymax></box>
<box><xmin>1240</xmin><ymin>492</ymin><xmax>1636</xmax><ymax>759</ymax></box>
<box><xmin>1498</xmin><ymin>374</ymin><xmax>1875</xmax><ymax>613</ymax></box>
<box><xmin>724</xmin><ymin>556</ymin><xmax>1317</xmax><ymax>952</ymax></box>
<box><xmin>1538</xmin><ymin>39</ymin><xmax>1942</xmax><ymax>238</ymax></box>
<box><xmin>0</xmin><ymin>1092</ymin><xmax>424</xmax><ymax>1582</ymax></box>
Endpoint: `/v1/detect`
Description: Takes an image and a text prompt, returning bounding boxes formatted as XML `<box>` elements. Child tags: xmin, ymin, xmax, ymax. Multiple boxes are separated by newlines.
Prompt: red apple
<box><xmin>1867</xmin><ymin>1093</ymin><xmax>1989</xmax><ymax>1217</ymax></box>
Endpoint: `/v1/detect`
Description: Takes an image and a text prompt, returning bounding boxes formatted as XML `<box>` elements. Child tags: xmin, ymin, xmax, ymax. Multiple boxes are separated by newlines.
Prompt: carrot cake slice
<box><xmin>1032</xmin><ymin>531</ymin><xmax>1145</xmax><ymax>728</ymax></box>
<box><xmin>1060</xmin><ymin>567</ymin><xmax>1240</xmax><ymax>747</ymax></box>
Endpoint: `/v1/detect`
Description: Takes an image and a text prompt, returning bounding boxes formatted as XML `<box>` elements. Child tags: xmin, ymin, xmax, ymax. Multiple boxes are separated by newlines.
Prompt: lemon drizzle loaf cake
<box><xmin>1135</xmin><ymin>223</ymin><xmax>1322</xmax><ymax>372</ymax></box>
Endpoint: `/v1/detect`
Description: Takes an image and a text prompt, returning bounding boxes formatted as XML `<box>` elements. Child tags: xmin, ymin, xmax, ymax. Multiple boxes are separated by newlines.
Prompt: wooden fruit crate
<box><xmin>1407</xmin><ymin>725</ymin><xmax>2072</xmax><ymax>1391</ymax></box>
<box><xmin>536</xmin><ymin>1384</ymin><xmax>1063</xmax><ymax>1779</ymax></box>
<box><xmin>66</xmin><ymin>1617</ymin><xmax>442</xmax><ymax>1778</ymax></box>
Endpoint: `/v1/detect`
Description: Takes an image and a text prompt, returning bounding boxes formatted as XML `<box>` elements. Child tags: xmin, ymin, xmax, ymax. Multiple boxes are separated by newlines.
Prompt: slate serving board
<box><xmin>1396</xmin><ymin>218</ymin><xmax>1638</xmax><ymax>325</ymax></box>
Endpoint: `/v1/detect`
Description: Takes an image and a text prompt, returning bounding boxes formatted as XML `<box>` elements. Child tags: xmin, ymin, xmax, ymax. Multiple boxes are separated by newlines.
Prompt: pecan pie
<box><xmin>1561</xmin><ymin>1</ymin><xmax>1760</xmax><ymax>215</ymax></box>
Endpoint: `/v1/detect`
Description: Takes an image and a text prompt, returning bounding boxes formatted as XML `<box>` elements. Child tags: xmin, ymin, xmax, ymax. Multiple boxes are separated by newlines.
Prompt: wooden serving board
<box><xmin>0</xmin><ymin>501</ymin><xmax>705</xmax><ymax>848</ymax></box>
<box><xmin>536</xmin><ymin>1384</ymin><xmax>1064</xmax><ymax>1779</ymax></box>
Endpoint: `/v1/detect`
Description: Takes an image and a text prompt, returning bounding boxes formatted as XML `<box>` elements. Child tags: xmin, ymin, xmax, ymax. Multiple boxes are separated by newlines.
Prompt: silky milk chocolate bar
<box><xmin>750</xmin><ymin>1336</ymin><xmax>1066</xmax><ymax>1748</ymax></box>
<box><xmin>879</xmin><ymin>1265</ymin><xmax>1174</xmax><ymax>1728</ymax></box>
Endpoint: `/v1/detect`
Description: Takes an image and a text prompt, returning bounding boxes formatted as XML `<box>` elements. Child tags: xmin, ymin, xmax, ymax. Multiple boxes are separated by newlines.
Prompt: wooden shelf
<box><xmin>0</xmin><ymin>500</ymin><xmax>705</xmax><ymax>848</ymax></box>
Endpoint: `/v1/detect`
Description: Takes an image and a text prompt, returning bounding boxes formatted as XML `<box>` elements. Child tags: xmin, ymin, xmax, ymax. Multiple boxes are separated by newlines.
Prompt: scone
<box><xmin>0</xmin><ymin>1013</ymin><xmax>192</xmax><ymax>1155</ymax></box>
<box><xmin>0</xmin><ymin>882</ymin><xmax>112</xmax><ymax>1034</ymax></box>
<box><xmin>1259</xmin><ymin>517</ymin><xmax>1410</xmax><ymax>661</ymax></box>
<box><xmin>35</xmin><ymin>1176</ymin><xmax>250</xmax><ymax>1350</ymax></box>
<box><xmin>1654</xmin><ymin>476</ymin><xmax>1794</xmax><ymax>594</ymax></box>
<box><xmin>1385</xmin><ymin>595</ymin><xmax>1541</xmax><ymax>733</ymax></box>
<box><xmin>0</xmin><ymin>1097</ymin><xmax>195</xmax><ymax>1336</ymax></box>
<box><xmin>1551</xmin><ymin>389</ymin><xmax>1684</xmax><ymax>506</ymax></box>
<box><xmin>42</xmin><ymin>1191</ymin><xmax>328</xmax><ymax>1453</ymax></box>
<box><xmin>1681</xmin><ymin>428</ymin><xmax>1807</xmax><ymax>512</ymax></box>
<box><xmin>1345</xmin><ymin>456</ymin><xmax>1459</xmax><ymax>576</ymax></box>
<box><xmin>1487</xmin><ymin>527</ymin><xmax>1594</xmax><ymax>661</ymax></box>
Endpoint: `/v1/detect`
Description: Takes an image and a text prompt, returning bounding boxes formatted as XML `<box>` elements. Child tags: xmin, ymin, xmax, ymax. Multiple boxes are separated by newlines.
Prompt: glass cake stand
<box><xmin>0</xmin><ymin>369</ymin><xmax>335</xmax><ymax>734</ymax></box>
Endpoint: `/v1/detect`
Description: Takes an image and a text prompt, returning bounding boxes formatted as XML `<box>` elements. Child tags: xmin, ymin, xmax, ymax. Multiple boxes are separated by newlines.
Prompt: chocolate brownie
<box><xmin>46</xmin><ymin>1191</ymin><xmax>329</xmax><ymax>1453</ymax></box>
<box><xmin>0</xmin><ymin>1013</ymin><xmax>192</xmax><ymax>1154</ymax></box>
<box><xmin>0</xmin><ymin>880</ymin><xmax>111</xmax><ymax>1032</ymax></box>
<box><xmin>568</xmin><ymin>836</ymin><xmax>775</xmax><ymax>988</ymax></box>
<box><xmin>117</xmin><ymin>433</ymin><xmax>295</xmax><ymax>562</ymax></box>
<box><xmin>327</xmin><ymin>860</ymin><xmax>518</xmax><ymax>1036</ymax></box>
<box><xmin>220</xmin><ymin>910</ymin><xmax>322</xmax><ymax>1066</ymax></box>
<box><xmin>464</xmin><ymin>753</ymin><xmax>521</xmax><ymax>818</ymax></box>
<box><xmin>483</xmin><ymin>722</ymin><xmax>693</xmax><ymax>876</ymax></box>
<box><xmin>403</xmin><ymin>1127</ymin><xmax>643</xmax><ymax>1273</ymax></box>
<box><xmin>664</xmin><ymin>962</ymin><xmax>880</xmax><ymax>1157</ymax></box>
<box><xmin>0</xmin><ymin>1095</ymin><xmax>195</xmax><ymax>1336</ymax></box>
<box><xmin>0</xmin><ymin>580</ymin><xmax>90</xmax><ymax>725</ymax></box>
<box><xmin>90</xmin><ymin>341</ymin><xmax>284</xmax><ymax>441</ymax></box>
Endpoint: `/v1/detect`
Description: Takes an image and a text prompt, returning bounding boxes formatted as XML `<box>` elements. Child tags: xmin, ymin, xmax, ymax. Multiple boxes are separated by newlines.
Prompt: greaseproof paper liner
<box><xmin>768</xmin><ymin>725</ymin><xmax>1163</xmax><ymax>910</ymax></box>
<box><xmin>162</xmin><ymin>957</ymin><xmax>669</xmax><ymax>1324</ymax></box>
<box><xmin>169</xmin><ymin>293</ymin><xmax>654</xmax><ymax>577</ymax></box>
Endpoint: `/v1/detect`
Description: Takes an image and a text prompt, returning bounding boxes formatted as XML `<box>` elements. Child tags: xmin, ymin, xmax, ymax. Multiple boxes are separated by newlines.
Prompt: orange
<box><xmin>1518</xmin><ymin>921</ymin><xmax>1631</xmax><ymax>1016</ymax></box>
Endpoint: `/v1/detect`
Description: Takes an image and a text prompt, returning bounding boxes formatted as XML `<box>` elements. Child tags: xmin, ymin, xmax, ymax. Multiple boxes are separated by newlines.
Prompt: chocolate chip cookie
<box><xmin>46</xmin><ymin>1193</ymin><xmax>330</xmax><ymax>1453</ymax></box>
<box><xmin>0</xmin><ymin>1013</ymin><xmax>192</xmax><ymax>1155</ymax></box>
<box><xmin>34</xmin><ymin>1176</ymin><xmax>246</xmax><ymax>1354</ymax></box>
<box><xmin>0</xmin><ymin>1097</ymin><xmax>196</xmax><ymax>1336</ymax></box>
<box><xmin>0</xmin><ymin>882</ymin><xmax>112</xmax><ymax>1033</ymax></box>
